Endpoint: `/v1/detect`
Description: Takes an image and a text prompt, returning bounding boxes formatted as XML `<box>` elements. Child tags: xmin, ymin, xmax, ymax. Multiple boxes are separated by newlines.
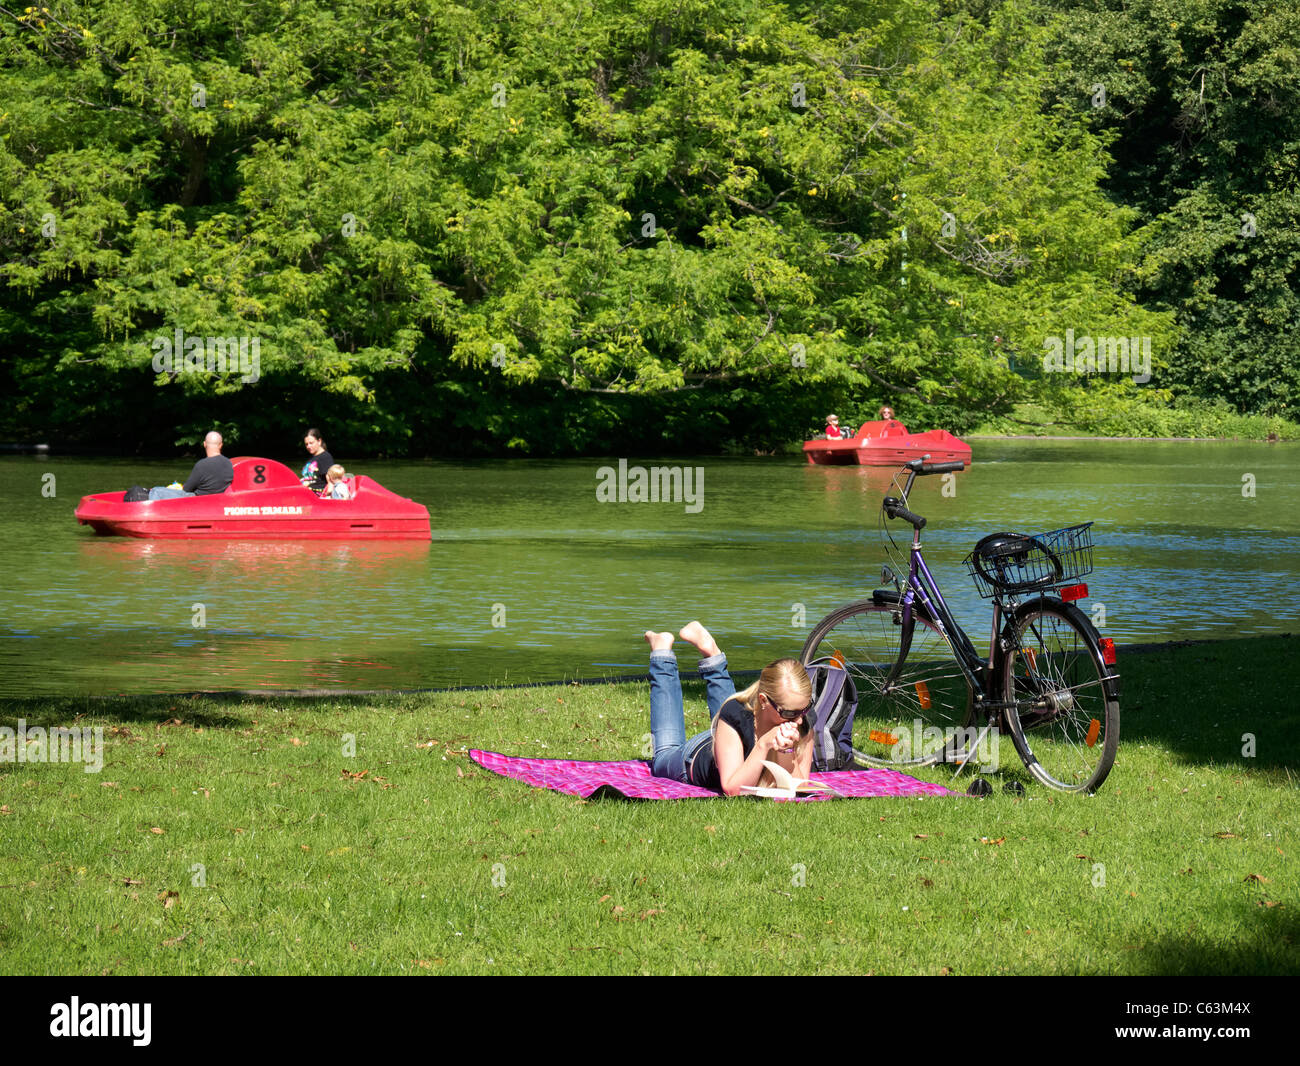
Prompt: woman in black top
<box><xmin>645</xmin><ymin>622</ymin><xmax>814</xmax><ymax>795</ymax></box>
<box><xmin>299</xmin><ymin>428</ymin><xmax>334</xmax><ymax>492</ymax></box>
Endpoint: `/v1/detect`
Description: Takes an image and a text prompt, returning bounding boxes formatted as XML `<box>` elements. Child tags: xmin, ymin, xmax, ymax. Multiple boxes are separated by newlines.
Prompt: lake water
<box><xmin>1</xmin><ymin>440</ymin><xmax>1296</xmax><ymax>696</ymax></box>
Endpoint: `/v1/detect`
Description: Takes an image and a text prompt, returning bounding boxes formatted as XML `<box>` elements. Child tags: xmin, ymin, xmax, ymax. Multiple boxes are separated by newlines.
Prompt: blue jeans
<box><xmin>147</xmin><ymin>487</ymin><xmax>194</xmax><ymax>500</ymax></box>
<box><xmin>648</xmin><ymin>651</ymin><xmax>736</xmax><ymax>783</ymax></box>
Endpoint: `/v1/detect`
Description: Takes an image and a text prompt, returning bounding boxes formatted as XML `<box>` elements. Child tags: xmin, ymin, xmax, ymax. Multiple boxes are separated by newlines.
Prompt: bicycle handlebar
<box><xmin>885</xmin><ymin>455</ymin><xmax>965</xmax><ymax>531</ymax></box>
<box><xmin>904</xmin><ymin>458</ymin><xmax>966</xmax><ymax>475</ymax></box>
<box><xmin>883</xmin><ymin>496</ymin><xmax>927</xmax><ymax>530</ymax></box>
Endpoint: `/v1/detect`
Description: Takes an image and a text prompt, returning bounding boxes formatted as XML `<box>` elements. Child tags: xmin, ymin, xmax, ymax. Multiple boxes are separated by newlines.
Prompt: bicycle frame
<box><xmin>892</xmin><ymin>527</ymin><xmax>993</xmax><ymax>698</ymax></box>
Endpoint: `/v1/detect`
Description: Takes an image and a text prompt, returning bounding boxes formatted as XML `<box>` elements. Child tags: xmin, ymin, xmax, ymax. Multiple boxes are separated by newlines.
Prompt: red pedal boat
<box><xmin>74</xmin><ymin>457</ymin><xmax>431</xmax><ymax>540</ymax></box>
<box><xmin>802</xmin><ymin>419</ymin><xmax>972</xmax><ymax>467</ymax></box>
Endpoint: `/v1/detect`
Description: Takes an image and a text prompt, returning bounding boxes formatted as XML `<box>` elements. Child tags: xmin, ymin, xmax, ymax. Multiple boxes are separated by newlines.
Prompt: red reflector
<box><xmin>1059</xmin><ymin>583</ymin><xmax>1088</xmax><ymax>602</ymax></box>
<box><xmin>1099</xmin><ymin>638</ymin><xmax>1116</xmax><ymax>665</ymax></box>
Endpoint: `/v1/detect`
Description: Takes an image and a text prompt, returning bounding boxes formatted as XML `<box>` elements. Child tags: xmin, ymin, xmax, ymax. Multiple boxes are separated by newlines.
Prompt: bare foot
<box><xmin>644</xmin><ymin>630</ymin><xmax>675</xmax><ymax>652</ymax></box>
<box><xmin>678</xmin><ymin>621</ymin><xmax>721</xmax><ymax>659</ymax></box>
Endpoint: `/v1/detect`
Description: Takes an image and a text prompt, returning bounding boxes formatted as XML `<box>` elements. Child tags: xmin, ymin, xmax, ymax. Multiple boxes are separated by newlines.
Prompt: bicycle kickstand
<box><xmin>948</xmin><ymin>723</ymin><xmax>998</xmax><ymax>780</ymax></box>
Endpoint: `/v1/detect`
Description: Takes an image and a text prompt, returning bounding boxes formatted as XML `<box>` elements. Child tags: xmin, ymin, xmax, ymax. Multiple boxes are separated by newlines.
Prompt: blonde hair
<box><xmin>326</xmin><ymin>464</ymin><xmax>346</xmax><ymax>482</ymax></box>
<box><xmin>713</xmin><ymin>658</ymin><xmax>813</xmax><ymax>739</ymax></box>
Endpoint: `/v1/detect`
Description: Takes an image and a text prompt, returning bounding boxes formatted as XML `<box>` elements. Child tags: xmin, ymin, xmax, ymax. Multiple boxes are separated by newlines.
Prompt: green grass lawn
<box><xmin>1</xmin><ymin>635</ymin><xmax>1296</xmax><ymax>975</ymax></box>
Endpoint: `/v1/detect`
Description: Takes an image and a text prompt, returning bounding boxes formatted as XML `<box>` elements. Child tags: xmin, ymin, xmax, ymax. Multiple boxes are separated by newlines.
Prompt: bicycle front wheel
<box><xmin>802</xmin><ymin>600</ymin><xmax>975</xmax><ymax>767</ymax></box>
<box><xmin>1000</xmin><ymin>602</ymin><xmax>1119</xmax><ymax>792</ymax></box>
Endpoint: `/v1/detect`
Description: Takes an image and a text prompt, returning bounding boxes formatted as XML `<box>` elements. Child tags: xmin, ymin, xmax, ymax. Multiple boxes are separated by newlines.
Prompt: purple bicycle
<box><xmin>801</xmin><ymin>458</ymin><xmax>1121</xmax><ymax>792</ymax></box>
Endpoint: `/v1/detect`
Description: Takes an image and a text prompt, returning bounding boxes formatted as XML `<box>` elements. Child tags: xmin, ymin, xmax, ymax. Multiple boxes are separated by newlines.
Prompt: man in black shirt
<box><xmin>299</xmin><ymin>428</ymin><xmax>334</xmax><ymax>492</ymax></box>
<box><xmin>146</xmin><ymin>432</ymin><xmax>234</xmax><ymax>500</ymax></box>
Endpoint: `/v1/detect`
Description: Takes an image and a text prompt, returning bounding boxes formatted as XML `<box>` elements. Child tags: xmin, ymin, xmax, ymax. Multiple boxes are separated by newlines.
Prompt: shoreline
<box><xmin>2</xmin><ymin>434</ymin><xmax>1294</xmax><ymax>460</ymax></box>
<box><xmin>4</xmin><ymin>633</ymin><xmax>1288</xmax><ymax>703</ymax></box>
<box><xmin>963</xmin><ymin>433</ymin><xmax>1289</xmax><ymax>442</ymax></box>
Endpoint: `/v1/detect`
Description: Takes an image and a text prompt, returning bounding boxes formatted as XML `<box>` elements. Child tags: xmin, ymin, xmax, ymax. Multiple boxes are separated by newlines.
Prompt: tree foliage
<box><xmin>0</xmin><ymin>0</ymin><xmax>1219</xmax><ymax>454</ymax></box>
<box><xmin>1036</xmin><ymin>0</ymin><xmax>1300</xmax><ymax>419</ymax></box>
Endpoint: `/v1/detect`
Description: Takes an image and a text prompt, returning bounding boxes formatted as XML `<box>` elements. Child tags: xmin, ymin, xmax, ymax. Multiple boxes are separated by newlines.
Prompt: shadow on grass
<box><xmin>1119</xmin><ymin>634</ymin><xmax>1299</xmax><ymax>785</ymax></box>
<box><xmin>0</xmin><ymin>693</ymin><xmax>254</xmax><ymax>732</ymax></box>
<box><xmin>1129</xmin><ymin>903</ymin><xmax>1300</xmax><ymax>976</ymax></box>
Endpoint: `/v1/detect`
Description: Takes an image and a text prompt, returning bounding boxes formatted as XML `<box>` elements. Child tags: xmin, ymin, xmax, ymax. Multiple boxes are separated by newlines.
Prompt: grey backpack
<box><xmin>804</xmin><ymin>658</ymin><xmax>859</xmax><ymax>771</ymax></box>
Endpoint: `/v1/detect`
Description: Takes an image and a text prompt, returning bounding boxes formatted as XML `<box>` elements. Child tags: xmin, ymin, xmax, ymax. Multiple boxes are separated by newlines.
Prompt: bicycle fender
<box><xmin>998</xmin><ymin>597</ymin><xmax>1120</xmax><ymax>702</ymax></box>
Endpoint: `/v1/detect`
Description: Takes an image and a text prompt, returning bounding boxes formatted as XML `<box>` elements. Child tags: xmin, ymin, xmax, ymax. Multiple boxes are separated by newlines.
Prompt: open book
<box><xmin>739</xmin><ymin>760</ymin><xmax>839</xmax><ymax>799</ymax></box>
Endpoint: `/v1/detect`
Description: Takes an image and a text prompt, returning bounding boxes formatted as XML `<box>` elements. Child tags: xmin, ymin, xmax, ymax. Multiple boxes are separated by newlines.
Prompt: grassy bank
<box><xmin>968</xmin><ymin>401</ymin><xmax>1299</xmax><ymax>441</ymax></box>
<box><xmin>1</xmin><ymin>636</ymin><xmax>1296</xmax><ymax>975</ymax></box>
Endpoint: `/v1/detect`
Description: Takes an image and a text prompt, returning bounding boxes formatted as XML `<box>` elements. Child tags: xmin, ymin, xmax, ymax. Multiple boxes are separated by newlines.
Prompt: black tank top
<box><xmin>689</xmin><ymin>699</ymin><xmax>755</xmax><ymax>791</ymax></box>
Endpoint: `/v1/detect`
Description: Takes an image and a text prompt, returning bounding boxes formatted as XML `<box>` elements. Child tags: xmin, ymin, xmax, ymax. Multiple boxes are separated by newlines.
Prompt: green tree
<box><xmin>1</xmin><ymin>0</ymin><xmax>1177</xmax><ymax>453</ymax></box>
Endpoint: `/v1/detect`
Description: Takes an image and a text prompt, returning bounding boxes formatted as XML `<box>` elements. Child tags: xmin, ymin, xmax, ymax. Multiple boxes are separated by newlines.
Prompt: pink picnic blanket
<box><xmin>469</xmin><ymin>749</ymin><xmax>961</xmax><ymax>801</ymax></box>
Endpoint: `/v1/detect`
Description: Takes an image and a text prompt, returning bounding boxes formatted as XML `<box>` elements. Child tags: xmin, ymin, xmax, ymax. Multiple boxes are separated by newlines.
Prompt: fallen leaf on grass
<box><xmin>598</xmin><ymin>894</ymin><xmax>611</xmax><ymax>903</ymax></box>
<box><xmin>914</xmin><ymin>833</ymin><xmax>930</xmax><ymax>840</ymax></box>
<box><xmin>980</xmin><ymin>837</ymin><xmax>1006</xmax><ymax>846</ymax></box>
<box><xmin>1214</xmin><ymin>832</ymin><xmax>1239</xmax><ymax>839</ymax></box>
<box><xmin>290</xmin><ymin>737</ymin><xmax>303</xmax><ymax>746</ymax></box>
<box><xmin>157</xmin><ymin>890</ymin><xmax>178</xmax><ymax>909</ymax></box>
<box><xmin>637</xmin><ymin>909</ymin><xmax>663</xmax><ymax>920</ymax></box>
<box><xmin>300</xmin><ymin>844</ymin><xmax>310</xmax><ymax>852</ymax></box>
<box><xmin>0</xmin><ymin>806</ymin><xmax>11</xmax><ymax>815</ymax></box>
<box><xmin>162</xmin><ymin>929</ymin><xmax>189</xmax><ymax>947</ymax></box>
<box><xmin>1075</xmin><ymin>854</ymin><xmax>1091</xmax><ymax>860</ymax></box>
<box><xmin>341</xmin><ymin>769</ymin><xmax>369</xmax><ymax>780</ymax></box>
<box><xmin>122</xmin><ymin>878</ymin><xmax>143</xmax><ymax>885</ymax></box>
<box><xmin>1256</xmin><ymin>900</ymin><xmax>1282</xmax><ymax>908</ymax></box>
<box><xmin>1244</xmin><ymin>874</ymin><xmax>1271</xmax><ymax>884</ymax></box>
<box><xmin>148</xmin><ymin>826</ymin><xmax>164</xmax><ymax>835</ymax></box>
<box><xmin>101</xmin><ymin>782</ymin><xmax>117</xmax><ymax>789</ymax></box>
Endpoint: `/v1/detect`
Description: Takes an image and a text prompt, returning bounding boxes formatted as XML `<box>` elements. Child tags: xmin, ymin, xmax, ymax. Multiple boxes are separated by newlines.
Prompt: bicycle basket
<box><xmin>963</xmin><ymin>522</ymin><xmax>1094</xmax><ymax>598</ymax></box>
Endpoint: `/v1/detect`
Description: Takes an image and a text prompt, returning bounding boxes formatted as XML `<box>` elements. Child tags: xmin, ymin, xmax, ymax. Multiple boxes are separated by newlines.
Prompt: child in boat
<box><xmin>824</xmin><ymin>413</ymin><xmax>843</xmax><ymax>438</ymax></box>
<box><xmin>644</xmin><ymin>622</ymin><xmax>813</xmax><ymax>795</ymax></box>
<box><xmin>324</xmin><ymin>464</ymin><xmax>352</xmax><ymax>499</ymax></box>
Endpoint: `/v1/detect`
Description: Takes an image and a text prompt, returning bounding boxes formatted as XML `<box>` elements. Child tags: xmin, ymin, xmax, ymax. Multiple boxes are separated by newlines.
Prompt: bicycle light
<box><xmin>1059</xmin><ymin>583</ymin><xmax>1088</xmax><ymax>602</ymax></box>
<box><xmin>1099</xmin><ymin>637</ymin><xmax>1116</xmax><ymax>665</ymax></box>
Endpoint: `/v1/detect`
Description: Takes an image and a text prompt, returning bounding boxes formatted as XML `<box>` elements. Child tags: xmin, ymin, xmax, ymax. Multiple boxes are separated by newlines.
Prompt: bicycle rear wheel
<box><xmin>1000</xmin><ymin>601</ymin><xmax>1119</xmax><ymax>792</ymax></box>
<box><xmin>802</xmin><ymin>600</ymin><xmax>976</xmax><ymax>767</ymax></box>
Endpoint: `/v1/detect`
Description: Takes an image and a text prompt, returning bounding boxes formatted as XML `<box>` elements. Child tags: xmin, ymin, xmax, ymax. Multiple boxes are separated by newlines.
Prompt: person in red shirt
<box><xmin>824</xmin><ymin>413</ymin><xmax>843</xmax><ymax>438</ymax></box>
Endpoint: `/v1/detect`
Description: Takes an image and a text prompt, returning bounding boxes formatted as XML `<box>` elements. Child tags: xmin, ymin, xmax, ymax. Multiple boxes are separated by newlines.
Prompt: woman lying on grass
<box><xmin>644</xmin><ymin>621</ymin><xmax>813</xmax><ymax>795</ymax></box>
